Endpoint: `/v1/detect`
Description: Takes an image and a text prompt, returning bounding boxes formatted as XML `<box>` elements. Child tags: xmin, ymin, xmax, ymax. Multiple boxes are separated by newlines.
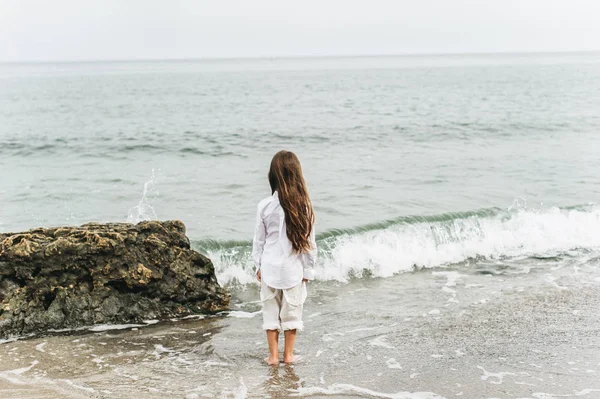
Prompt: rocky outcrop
<box><xmin>0</xmin><ymin>220</ymin><xmax>229</xmax><ymax>338</ymax></box>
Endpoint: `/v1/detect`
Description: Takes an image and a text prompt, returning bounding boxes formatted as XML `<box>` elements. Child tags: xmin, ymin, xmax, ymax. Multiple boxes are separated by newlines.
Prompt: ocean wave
<box><xmin>0</xmin><ymin>138</ymin><xmax>246</xmax><ymax>158</ymax></box>
<box><xmin>194</xmin><ymin>204</ymin><xmax>600</xmax><ymax>286</ymax></box>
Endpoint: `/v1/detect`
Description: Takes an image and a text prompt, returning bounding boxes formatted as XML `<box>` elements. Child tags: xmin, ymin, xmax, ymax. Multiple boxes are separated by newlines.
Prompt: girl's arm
<box><xmin>303</xmin><ymin>227</ymin><xmax>317</xmax><ymax>281</ymax></box>
<box><xmin>251</xmin><ymin>204</ymin><xmax>266</xmax><ymax>276</ymax></box>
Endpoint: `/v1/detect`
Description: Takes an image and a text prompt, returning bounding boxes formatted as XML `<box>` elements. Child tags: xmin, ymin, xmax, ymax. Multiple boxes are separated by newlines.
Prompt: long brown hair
<box><xmin>268</xmin><ymin>150</ymin><xmax>315</xmax><ymax>253</ymax></box>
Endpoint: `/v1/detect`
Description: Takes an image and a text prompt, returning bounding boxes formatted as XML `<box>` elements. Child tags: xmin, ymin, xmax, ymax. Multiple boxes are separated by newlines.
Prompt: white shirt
<box><xmin>252</xmin><ymin>191</ymin><xmax>317</xmax><ymax>289</ymax></box>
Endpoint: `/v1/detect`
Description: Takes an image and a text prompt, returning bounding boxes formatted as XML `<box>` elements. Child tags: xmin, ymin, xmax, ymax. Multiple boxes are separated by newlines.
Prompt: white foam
<box><xmin>35</xmin><ymin>342</ymin><xmax>47</xmax><ymax>352</ymax></box>
<box><xmin>0</xmin><ymin>337</ymin><xmax>21</xmax><ymax>345</ymax></box>
<box><xmin>322</xmin><ymin>332</ymin><xmax>345</xmax><ymax>342</ymax></box>
<box><xmin>227</xmin><ymin>310</ymin><xmax>261</xmax><ymax>318</ymax></box>
<box><xmin>60</xmin><ymin>379</ymin><xmax>96</xmax><ymax>393</ymax></box>
<box><xmin>0</xmin><ymin>333</ymin><xmax>37</xmax><ymax>344</ymax></box>
<box><xmin>0</xmin><ymin>361</ymin><xmax>40</xmax><ymax>385</ymax></box>
<box><xmin>6</xmin><ymin>360</ymin><xmax>39</xmax><ymax>375</ymax></box>
<box><xmin>88</xmin><ymin>324</ymin><xmax>144</xmax><ymax>332</ymax></box>
<box><xmin>294</xmin><ymin>383</ymin><xmax>447</xmax><ymax>398</ymax></box>
<box><xmin>478</xmin><ymin>366</ymin><xmax>516</xmax><ymax>384</ymax></box>
<box><xmin>199</xmin><ymin>360</ymin><xmax>233</xmax><ymax>367</ymax></box>
<box><xmin>574</xmin><ymin>390</ymin><xmax>600</xmax><ymax>396</ymax></box>
<box><xmin>209</xmin><ymin>246</ymin><xmax>257</xmax><ymax>286</ymax></box>
<box><xmin>48</xmin><ymin>326</ymin><xmax>89</xmax><ymax>333</ymax></box>
<box><xmin>316</xmin><ymin>206</ymin><xmax>600</xmax><ymax>282</ymax></box>
<box><xmin>182</xmin><ymin>315</ymin><xmax>206</xmax><ymax>320</ymax></box>
<box><xmin>347</xmin><ymin>326</ymin><xmax>381</xmax><ymax>333</ymax></box>
<box><xmin>369</xmin><ymin>335</ymin><xmax>394</xmax><ymax>349</ymax></box>
<box><xmin>153</xmin><ymin>344</ymin><xmax>175</xmax><ymax>354</ymax></box>
<box><xmin>525</xmin><ymin>389</ymin><xmax>600</xmax><ymax>398</ymax></box>
<box><xmin>386</xmin><ymin>358</ymin><xmax>403</xmax><ymax>369</ymax></box>
<box><xmin>213</xmin><ymin>205</ymin><xmax>600</xmax><ymax>285</ymax></box>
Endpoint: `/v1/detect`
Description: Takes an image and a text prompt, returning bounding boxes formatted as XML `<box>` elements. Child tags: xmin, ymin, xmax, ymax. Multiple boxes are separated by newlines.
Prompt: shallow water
<box><xmin>2</xmin><ymin>253</ymin><xmax>600</xmax><ymax>398</ymax></box>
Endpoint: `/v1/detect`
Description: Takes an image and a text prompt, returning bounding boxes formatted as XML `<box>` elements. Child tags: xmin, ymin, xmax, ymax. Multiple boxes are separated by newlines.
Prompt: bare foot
<box><xmin>264</xmin><ymin>357</ymin><xmax>279</xmax><ymax>366</ymax></box>
<box><xmin>283</xmin><ymin>355</ymin><xmax>301</xmax><ymax>364</ymax></box>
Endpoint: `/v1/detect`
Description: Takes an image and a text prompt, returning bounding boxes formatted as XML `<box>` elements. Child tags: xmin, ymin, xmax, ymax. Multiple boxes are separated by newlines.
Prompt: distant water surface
<box><xmin>3</xmin><ymin>54</ymin><xmax>600</xmax><ymax>399</ymax></box>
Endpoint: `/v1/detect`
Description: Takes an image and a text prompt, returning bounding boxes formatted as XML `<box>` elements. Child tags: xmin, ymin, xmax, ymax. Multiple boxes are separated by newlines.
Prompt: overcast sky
<box><xmin>1</xmin><ymin>0</ymin><xmax>599</xmax><ymax>62</ymax></box>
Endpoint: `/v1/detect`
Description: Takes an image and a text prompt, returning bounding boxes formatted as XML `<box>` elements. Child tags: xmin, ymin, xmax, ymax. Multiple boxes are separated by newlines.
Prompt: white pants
<box><xmin>261</xmin><ymin>281</ymin><xmax>307</xmax><ymax>331</ymax></box>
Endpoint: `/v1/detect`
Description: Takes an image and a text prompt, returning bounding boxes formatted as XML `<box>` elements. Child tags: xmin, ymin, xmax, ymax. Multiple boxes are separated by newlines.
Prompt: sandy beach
<box><xmin>2</xmin><ymin>253</ymin><xmax>600</xmax><ymax>399</ymax></box>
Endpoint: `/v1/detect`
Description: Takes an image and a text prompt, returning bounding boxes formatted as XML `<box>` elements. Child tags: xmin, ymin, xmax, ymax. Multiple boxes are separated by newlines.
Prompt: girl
<box><xmin>252</xmin><ymin>150</ymin><xmax>317</xmax><ymax>365</ymax></box>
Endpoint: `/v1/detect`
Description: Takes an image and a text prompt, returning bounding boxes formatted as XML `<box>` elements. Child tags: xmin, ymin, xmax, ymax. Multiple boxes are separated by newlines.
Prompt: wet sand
<box><xmin>2</xmin><ymin>256</ymin><xmax>600</xmax><ymax>398</ymax></box>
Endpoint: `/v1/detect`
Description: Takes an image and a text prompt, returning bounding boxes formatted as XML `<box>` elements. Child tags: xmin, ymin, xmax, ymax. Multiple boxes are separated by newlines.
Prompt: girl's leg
<box><xmin>283</xmin><ymin>329</ymin><xmax>297</xmax><ymax>363</ymax></box>
<box><xmin>266</xmin><ymin>330</ymin><xmax>280</xmax><ymax>365</ymax></box>
<box><xmin>261</xmin><ymin>287</ymin><xmax>283</xmax><ymax>365</ymax></box>
<box><xmin>280</xmin><ymin>284</ymin><xmax>305</xmax><ymax>364</ymax></box>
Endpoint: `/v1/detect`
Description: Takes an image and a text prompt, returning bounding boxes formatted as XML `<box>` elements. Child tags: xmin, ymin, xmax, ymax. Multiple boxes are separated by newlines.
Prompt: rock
<box><xmin>0</xmin><ymin>220</ymin><xmax>229</xmax><ymax>338</ymax></box>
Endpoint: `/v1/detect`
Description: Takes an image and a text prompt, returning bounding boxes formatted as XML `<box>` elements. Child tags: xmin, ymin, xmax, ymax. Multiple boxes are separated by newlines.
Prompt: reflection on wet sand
<box><xmin>264</xmin><ymin>365</ymin><xmax>301</xmax><ymax>399</ymax></box>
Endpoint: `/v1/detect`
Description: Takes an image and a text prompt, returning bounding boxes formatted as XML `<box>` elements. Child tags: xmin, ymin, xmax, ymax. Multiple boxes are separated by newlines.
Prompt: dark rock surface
<box><xmin>0</xmin><ymin>220</ymin><xmax>229</xmax><ymax>338</ymax></box>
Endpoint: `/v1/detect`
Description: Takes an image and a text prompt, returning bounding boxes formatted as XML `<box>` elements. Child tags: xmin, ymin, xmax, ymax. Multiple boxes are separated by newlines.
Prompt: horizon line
<box><xmin>1</xmin><ymin>49</ymin><xmax>599</xmax><ymax>65</ymax></box>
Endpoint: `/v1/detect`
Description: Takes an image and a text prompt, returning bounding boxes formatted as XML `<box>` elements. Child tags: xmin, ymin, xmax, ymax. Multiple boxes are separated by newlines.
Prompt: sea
<box><xmin>1</xmin><ymin>53</ymin><xmax>600</xmax><ymax>398</ymax></box>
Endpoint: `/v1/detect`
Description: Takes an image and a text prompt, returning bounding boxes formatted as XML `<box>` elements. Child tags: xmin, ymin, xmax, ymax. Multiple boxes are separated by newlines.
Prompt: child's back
<box><xmin>252</xmin><ymin>150</ymin><xmax>317</xmax><ymax>365</ymax></box>
<box><xmin>252</xmin><ymin>191</ymin><xmax>316</xmax><ymax>290</ymax></box>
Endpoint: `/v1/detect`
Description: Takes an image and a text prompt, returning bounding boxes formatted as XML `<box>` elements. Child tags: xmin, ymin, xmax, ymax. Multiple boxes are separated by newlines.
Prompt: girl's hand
<box><xmin>256</xmin><ymin>270</ymin><xmax>261</xmax><ymax>282</ymax></box>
